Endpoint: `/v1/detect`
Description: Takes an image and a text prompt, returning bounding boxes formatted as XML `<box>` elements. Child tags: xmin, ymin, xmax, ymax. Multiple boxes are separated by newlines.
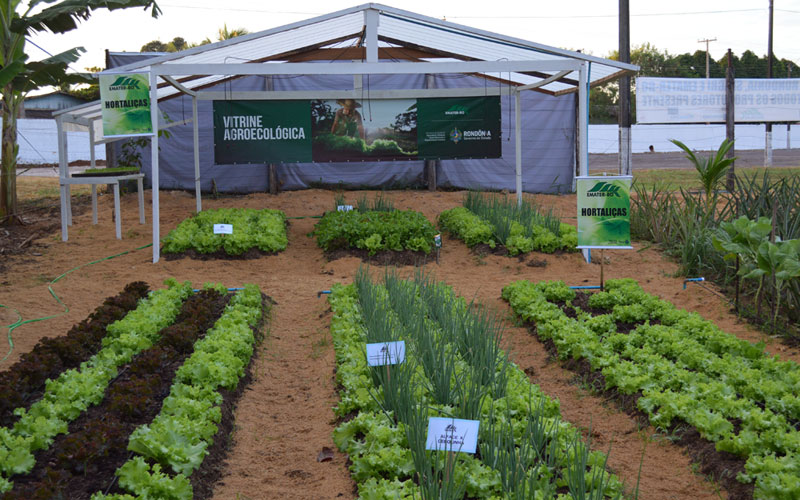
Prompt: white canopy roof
<box><xmin>56</xmin><ymin>2</ymin><xmax>637</xmax><ymax>130</ymax></box>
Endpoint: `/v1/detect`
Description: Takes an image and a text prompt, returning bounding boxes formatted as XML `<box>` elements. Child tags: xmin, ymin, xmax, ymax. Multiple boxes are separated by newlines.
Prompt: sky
<box><xmin>23</xmin><ymin>0</ymin><xmax>800</xmax><ymax>78</ymax></box>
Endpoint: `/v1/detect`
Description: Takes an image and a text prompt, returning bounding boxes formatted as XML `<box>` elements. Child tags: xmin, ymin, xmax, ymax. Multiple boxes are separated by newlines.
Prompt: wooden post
<box><xmin>269</xmin><ymin>163</ymin><xmax>278</xmax><ymax>195</ymax></box>
<box><xmin>425</xmin><ymin>74</ymin><xmax>437</xmax><ymax>191</ymax></box>
<box><xmin>725</xmin><ymin>48</ymin><xmax>736</xmax><ymax>192</ymax></box>
<box><xmin>600</xmin><ymin>248</ymin><xmax>605</xmax><ymax>290</ymax></box>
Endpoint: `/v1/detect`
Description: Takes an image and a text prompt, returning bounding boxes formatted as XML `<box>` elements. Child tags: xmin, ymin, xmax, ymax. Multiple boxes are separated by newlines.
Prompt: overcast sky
<box><xmin>24</xmin><ymin>0</ymin><xmax>800</xmax><ymax>75</ymax></box>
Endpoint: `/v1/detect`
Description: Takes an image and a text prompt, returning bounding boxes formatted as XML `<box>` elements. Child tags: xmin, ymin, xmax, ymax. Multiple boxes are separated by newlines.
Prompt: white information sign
<box><xmin>636</xmin><ymin>77</ymin><xmax>800</xmax><ymax>124</ymax></box>
<box><xmin>425</xmin><ymin>417</ymin><xmax>479</xmax><ymax>454</ymax></box>
<box><xmin>213</xmin><ymin>224</ymin><xmax>233</xmax><ymax>234</ymax></box>
<box><xmin>337</xmin><ymin>205</ymin><xmax>354</xmax><ymax>212</ymax></box>
<box><xmin>366</xmin><ymin>341</ymin><xmax>405</xmax><ymax>367</ymax></box>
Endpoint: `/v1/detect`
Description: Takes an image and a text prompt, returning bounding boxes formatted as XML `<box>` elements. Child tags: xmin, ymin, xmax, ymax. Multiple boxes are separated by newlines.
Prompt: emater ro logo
<box><xmin>587</xmin><ymin>181</ymin><xmax>622</xmax><ymax>197</ymax></box>
<box><xmin>108</xmin><ymin>77</ymin><xmax>141</xmax><ymax>91</ymax></box>
<box><xmin>449</xmin><ymin>127</ymin><xmax>463</xmax><ymax>143</ymax></box>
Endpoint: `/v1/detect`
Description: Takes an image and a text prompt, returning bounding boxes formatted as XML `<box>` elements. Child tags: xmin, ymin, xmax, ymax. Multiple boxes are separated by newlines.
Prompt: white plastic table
<box><xmin>60</xmin><ymin>173</ymin><xmax>145</xmax><ymax>241</ymax></box>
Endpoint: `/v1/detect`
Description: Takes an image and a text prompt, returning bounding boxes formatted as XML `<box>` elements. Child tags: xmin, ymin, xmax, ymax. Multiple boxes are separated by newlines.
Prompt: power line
<box><xmin>449</xmin><ymin>8</ymin><xmax>766</xmax><ymax>20</ymax></box>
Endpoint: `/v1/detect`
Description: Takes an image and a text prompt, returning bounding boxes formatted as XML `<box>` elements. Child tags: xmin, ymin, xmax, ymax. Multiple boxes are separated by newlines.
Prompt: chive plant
<box><xmin>464</xmin><ymin>190</ymin><xmax>562</xmax><ymax>242</ymax></box>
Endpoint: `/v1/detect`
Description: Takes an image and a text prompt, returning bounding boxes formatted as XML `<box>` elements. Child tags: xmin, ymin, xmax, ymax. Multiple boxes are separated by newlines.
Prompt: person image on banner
<box><xmin>330</xmin><ymin>99</ymin><xmax>366</xmax><ymax>140</ymax></box>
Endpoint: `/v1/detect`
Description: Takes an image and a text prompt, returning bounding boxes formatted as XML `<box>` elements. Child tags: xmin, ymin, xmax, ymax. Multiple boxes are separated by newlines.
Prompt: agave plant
<box><xmin>670</xmin><ymin>138</ymin><xmax>737</xmax><ymax>212</ymax></box>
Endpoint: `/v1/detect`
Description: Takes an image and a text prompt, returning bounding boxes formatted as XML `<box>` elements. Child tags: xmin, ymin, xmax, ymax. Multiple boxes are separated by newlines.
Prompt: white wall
<box><xmin>589</xmin><ymin>123</ymin><xmax>800</xmax><ymax>154</ymax></box>
<box><xmin>5</xmin><ymin>118</ymin><xmax>798</xmax><ymax>163</ymax></box>
<box><xmin>1</xmin><ymin>118</ymin><xmax>106</xmax><ymax>164</ymax></box>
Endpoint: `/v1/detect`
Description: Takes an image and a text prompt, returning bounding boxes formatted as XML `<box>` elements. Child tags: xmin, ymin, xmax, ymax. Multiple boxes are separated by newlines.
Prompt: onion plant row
<box><xmin>503</xmin><ymin>278</ymin><xmax>800</xmax><ymax>499</ymax></box>
<box><xmin>329</xmin><ymin>269</ymin><xmax>625</xmax><ymax>499</ymax></box>
<box><xmin>438</xmin><ymin>191</ymin><xmax>577</xmax><ymax>255</ymax></box>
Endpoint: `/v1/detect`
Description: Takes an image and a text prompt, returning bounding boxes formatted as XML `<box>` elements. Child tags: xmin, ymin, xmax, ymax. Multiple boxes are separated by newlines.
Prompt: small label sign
<box><xmin>434</xmin><ymin>233</ymin><xmax>442</xmax><ymax>248</ymax></box>
<box><xmin>337</xmin><ymin>205</ymin><xmax>354</xmax><ymax>212</ymax></box>
<box><xmin>366</xmin><ymin>341</ymin><xmax>405</xmax><ymax>367</ymax></box>
<box><xmin>213</xmin><ymin>224</ymin><xmax>233</xmax><ymax>235</ymax></box>
<box><xmin>425</xmin><ymin>417</ymin><xmax>479</xmax><ymax>454</ymax></box>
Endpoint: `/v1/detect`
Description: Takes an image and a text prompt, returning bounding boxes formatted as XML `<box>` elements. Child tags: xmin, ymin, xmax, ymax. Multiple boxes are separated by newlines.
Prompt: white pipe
<box><xmin>150</xmin><ymin>71</ymin><xmax>160</xmax><ymax>263</ymax></box>
<box><xmin>515</xmin><ymin>90</ymin><xmax>522</xmax><ymax>206</ymax></box>
<box><xmin>193</xmin><ymin>95</ymin><xmax>201</xmax><ymax>213</ymax></box>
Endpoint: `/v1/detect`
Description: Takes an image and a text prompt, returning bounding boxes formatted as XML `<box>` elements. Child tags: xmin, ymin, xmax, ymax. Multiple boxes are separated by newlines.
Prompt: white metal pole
<box><xmin>56</xmin><ymin>117</ymin><xmax>69</xmax><ymax>241</ymax></box>
<box><xmin>515</xmin><ymin>90</ymin><xmax>522</xmax><ymax>206</ymax></box>
<box><xmin>193</xmin><ymin>95</ymin><xmax>201</xmax><ymax>213</ymax></box>
<box><xmin>578</xmin><ymin>62</ymin><xmax>591</xmax><ymax>264</ymax></box>
<box><xmin>88</xmin><ymin>121</ymin><xmax>96</xmax><ymax>169</ymax></box>
<box><xmin>150</xmin><ymin>71</ymin><xmax>161</xmax><ymax>263</ymax></box>
<box><xmin>577</xmin><ymin>62</ymin><xmax>589</xmax><ymax>178</ymax></box>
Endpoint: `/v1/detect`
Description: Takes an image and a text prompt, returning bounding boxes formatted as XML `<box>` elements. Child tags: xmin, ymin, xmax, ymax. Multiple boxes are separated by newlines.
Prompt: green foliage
<box><xmin>161</xmin><ymin>208</ymin><xmax>288</xmax><ymax>256</ymax></box>
<box><xmin>0</xmin><ymin>280</ymin><xmax>191</xmax><ymax>490</ymax></box>
<box><xmin>329</xmin><ymin>273</ymin><xmax>622</xmax><ymax>499</ymax></box>
<box><xmin>503</xmin><ymin>277</ymin><xmax>800</xmax><ymax>499</ymax></box>
<box><xmin>118</xmin><ymin>285</ymin><xmax>263</xmax><ymax>491</ymax></box>
<box><xmin>312</xmin><ymin>209</ymin><xmax>436</xmax><ymax>255</ymax></box>
<box><xmin>670</xmin><ymin>139</ymin><xmax>736</xmax><ymax>208</ymax></box>
<box><xmin>438</xmin><ymin>207</ymin><xmax>495</xmax><ymax>248</ymax></box>
<box><xmin>440</xmin><ymin>192</ymin><xmax>576</xmax><ymax>256</ymax></box>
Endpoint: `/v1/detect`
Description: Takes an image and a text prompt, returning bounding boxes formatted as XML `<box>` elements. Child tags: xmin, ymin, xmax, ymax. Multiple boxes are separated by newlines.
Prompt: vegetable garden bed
<box><xmin>503</xmin><ymin>278</ymin><xmax>800</xmax><ymax>500</ymax></box>
<box><xmin>311</xmin><ymin>196</ymin><xmax>436</xmax><ymax>265</ymax></box>
<box><xmin>329</xmin><ymin>269</ymin><xmax>626</xmax><ymax>499</ymax></box>
<box><xmin>162</xmin><ymin>208</ymin><xmax>288</xmax><ymax>260</ymax></box>
<box><xmin>438</xmin><ymin>191</ymin><xmax>577</xmax><ymax>256</ymax></box>
<box><xmin>0</xmin><ymin>280</ymin><xmax>268</xmax><ymax>499</ymax></box>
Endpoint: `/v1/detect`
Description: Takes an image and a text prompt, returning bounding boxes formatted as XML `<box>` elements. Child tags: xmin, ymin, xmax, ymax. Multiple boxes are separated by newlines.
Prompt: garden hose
<box><xmin>0</xmin><ymin>243</ymin><xmax>153</xmax><ymax>365</ymax></box>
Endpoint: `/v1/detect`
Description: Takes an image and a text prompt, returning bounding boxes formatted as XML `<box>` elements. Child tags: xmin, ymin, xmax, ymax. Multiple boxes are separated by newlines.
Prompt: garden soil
<box><xmin>3</xmin><ymin>186</ymin><xmax>800</xmax><ymax>500</ymax></box>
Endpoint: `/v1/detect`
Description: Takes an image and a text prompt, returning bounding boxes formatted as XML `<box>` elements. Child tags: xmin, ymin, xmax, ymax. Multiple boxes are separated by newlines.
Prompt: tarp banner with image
<box><xmin>99</xmin><ymin>73</ymin><xmax>153</xmax><ymax>138</ymax></box>
<box><xmin>212</xmin><ymin>96</ymin><xmax>501</xmax><ymax>164</ymax></box>
<box><xmin>576</xmin><ymin>176</ymin><xmax>633</xmax><ymax>249</ymax></box>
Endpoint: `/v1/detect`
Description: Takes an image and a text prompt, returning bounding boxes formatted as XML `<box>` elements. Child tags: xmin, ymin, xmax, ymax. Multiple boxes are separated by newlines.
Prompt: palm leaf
<box><xmin>11</xmin><ymin>0</ymin><xmax>160</xmax><ymax>35</ymax></box>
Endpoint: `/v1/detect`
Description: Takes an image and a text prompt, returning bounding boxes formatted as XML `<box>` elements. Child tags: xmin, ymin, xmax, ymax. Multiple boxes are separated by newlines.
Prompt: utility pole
<box><xmin>726</xmin><ymin>48</ymin><xmax>736</xmax><ymax>192</ymax></box>
<box><xmin>618</xmin><ymin>0</ymin><xmax>632</xmax><ymax>176</ymax></box>
<box><xmin>765</xmin><ymin>0</ymin><xmax>774</xmax><ymax>167</ymax></box>
<box><xmin>698</xmin><ymin>38</ymin><xmax>717</xmax><ymax>78</ymax></box>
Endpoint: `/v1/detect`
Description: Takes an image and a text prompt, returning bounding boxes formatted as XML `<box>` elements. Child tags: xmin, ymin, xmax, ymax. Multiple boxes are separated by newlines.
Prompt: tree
<box><xmin>1</xmin><ymin>0</ymin><xmax>161</xmax><ymax>225</ymax></box>
<box><xmin>140</xmin><ymin>36</ymin><xmax>191</xmax><ymax>53</ymax></box>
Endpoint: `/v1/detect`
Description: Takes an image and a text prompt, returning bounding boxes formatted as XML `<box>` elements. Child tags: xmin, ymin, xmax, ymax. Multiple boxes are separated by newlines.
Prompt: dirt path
<box><xmin>2</xmin><ymin>186</ymin><xmax>799</xmax><ymax>499</ymax></box>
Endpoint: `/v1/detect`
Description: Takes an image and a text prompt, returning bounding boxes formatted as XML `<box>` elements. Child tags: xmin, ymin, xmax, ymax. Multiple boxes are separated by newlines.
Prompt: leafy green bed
<box><xmin>162</xmin><ymin>208</ymin><xmax>288</xmax><ymax>257</ymax></box>
<box><xmin>329</xmin><ymin>270</ymin><xmax>624</xmax><ymax>499</ymax></box>
<box><xmin>438</xmin><ymin>192</ymin><xmax>577</xmax><ymax>255</ymax></box>
<box><xmin>312</xmin><ymin>210</ymin><xmax>436</xmax><ymax>255</ymax></box>
<box><xmin>0</xmin><ymin>282</ymin><xmax>266</xmax><ymax>499</ymax></box>
<box><xmin>503</xmin><ymin>278</ymin><xmax>800</xmax><ymax>499</ymax></box>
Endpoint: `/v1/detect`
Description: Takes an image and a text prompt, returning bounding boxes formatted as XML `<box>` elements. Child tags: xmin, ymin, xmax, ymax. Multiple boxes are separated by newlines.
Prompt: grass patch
<box><xmin>615</xmin><ymin>167</ymin><xmax>800</xmax><ymax>191</ymax></box>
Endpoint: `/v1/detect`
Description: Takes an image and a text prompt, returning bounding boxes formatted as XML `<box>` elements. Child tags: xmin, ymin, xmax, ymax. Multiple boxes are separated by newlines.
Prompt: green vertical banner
<box><xmin>99</xmin><ymin>73</ymin><xmax>152</xmax><ymax>138</ymax></box>
<box><xmin>577</xmin><ymin>176</ymin><xmax>633</xmax><ymax>249</ymax></box>
<box><xmin>213</xmin><ymin>100</ymin><xmax>313</xmax><ymax>164</ymax></box>
<box><xmin>417</xmin><ymin>96</ymin><xmax>501</xmax><ymax>159</ymax></box>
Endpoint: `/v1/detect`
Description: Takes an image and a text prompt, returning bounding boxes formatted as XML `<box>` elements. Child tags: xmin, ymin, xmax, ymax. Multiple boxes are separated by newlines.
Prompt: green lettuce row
<box><xmin>438</xmin><ymin>207</ymin><xmax>577</xmax><ymax>255</ymax></box>
<box><xmin>502</xmin><ymin>279</ymin><xmax>800</xmax><ymax>499</ymax></box>
<box><xmin>0</xmin><ymin>280</ymin><xmax>193</xmax><ymax>493</ymax></box>
<box><xmin>90</xmin><ymin>284</ymin><xmax>265</xmax><ymax>500</ymax></box>
<box><xmin>437</xmin><ymin>207</ymin><xmax>495</xmax><ymax>248</ymax></box>
<box><xmin>162</xmin><ymin>208</ymin><xmax>288</xmax><ymax>256</ymax></box>
<box><xmin>330</xmin><ymin>280</ymin><xmax>624</xmax><ymax>499</ymax></box>
<box><xmin>312</xmin><ymin>209</ymin><xmax>436</xmax><ymax>255</ymax></box>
